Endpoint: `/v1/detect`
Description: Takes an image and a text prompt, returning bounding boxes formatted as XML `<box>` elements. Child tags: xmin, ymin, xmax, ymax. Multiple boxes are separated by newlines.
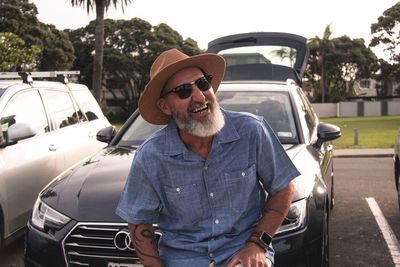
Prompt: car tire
<box><xmin>330</xmin><ymin>176</ymin><xmax>335</xmax><ymax>210</ymax></box>
<box><xmin>395</xmin><ymin>157</ymin><xmax>400</xmax><ymax>209</ymax></box>
<box><xmin>321</xmin><ymin>205</ymin><xmax>330</xmax><ymax>267</ymax></box>
<box><xmin>0</xmin><ymin>212</ymin><xmax>3</xmax><ymax>249</ymax></box>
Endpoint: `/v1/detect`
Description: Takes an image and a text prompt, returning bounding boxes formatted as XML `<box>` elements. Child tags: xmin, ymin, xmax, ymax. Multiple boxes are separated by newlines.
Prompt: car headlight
<box><xmin>276</xmin><ymin>198</ymin><xmax>307</xmax><ymax>234</ymax></box>
<box><xmin>31</xmin><ymin>197</ymin><xmax>71</xmax><ymax>231</ymax></box>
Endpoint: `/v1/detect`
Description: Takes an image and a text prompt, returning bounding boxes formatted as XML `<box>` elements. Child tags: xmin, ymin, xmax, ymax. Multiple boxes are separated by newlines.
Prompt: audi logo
<box><xmin>113</xmin><ymin>228</ymin><xmax>162</xmax><ymax>251</ymax></box>
<box><xmin>114</xmin><ymin>230</ymin><xmax>134</xmax><ymax>251</ymax></box>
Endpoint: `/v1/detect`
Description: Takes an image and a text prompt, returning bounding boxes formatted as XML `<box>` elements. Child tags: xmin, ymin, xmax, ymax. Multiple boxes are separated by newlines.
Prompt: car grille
<box><xmin>63</xmin><ymin>222</ymin><xmax>141</xmax><ymax>267</ymax></box>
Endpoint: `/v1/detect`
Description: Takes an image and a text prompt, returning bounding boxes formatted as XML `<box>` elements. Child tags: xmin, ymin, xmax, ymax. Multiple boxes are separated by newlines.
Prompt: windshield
<box><xmin>218</xmin><ymin>91</ymin><xmax>298</xmax><ymax>144</ymax></box>
<box><xmin>118</xmin><ymin>91</ymin><xmax>298</xmax><ymax>147</ymax></box>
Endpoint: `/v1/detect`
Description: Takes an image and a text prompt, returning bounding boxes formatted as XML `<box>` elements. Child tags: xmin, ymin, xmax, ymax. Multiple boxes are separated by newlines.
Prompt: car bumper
<box><xmin>24</xmin><ymin>220</ymin><xmax>70</xmax><ymax>267</ymax></box>
<box><xmin>274</xmin><ymin>228</ymin><xmax>324</xmax><ymax>267</ymax></box>
<box><xmin>25</xmin><ymin>208</ymin><xmax>325</xmax><ymax>267</ymax></box>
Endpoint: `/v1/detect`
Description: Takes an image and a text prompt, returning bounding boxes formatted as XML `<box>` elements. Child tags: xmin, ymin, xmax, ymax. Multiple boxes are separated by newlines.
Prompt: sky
<box><xmin>32</xmin><ymin>0</ymin><xmax>399</xmax><ymax>59</ymax></box>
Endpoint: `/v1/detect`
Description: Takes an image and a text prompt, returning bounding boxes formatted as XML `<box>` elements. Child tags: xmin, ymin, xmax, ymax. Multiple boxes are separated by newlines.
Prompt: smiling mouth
<box><xmin>192</xmin><ymin>102</ymin><xmax>210</xmax><ymax>113</ymax></box>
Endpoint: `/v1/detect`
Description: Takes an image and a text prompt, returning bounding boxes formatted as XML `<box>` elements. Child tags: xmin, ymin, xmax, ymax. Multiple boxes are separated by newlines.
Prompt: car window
<box><xmin>296</xmin><ymin>88</ymin><xmax>316</xmax><ymax>137</ymax></box>
<box><xmin>71</xmin><ymin>90</ymin><xmax>103</xmax><ymax>121</ymax></box>
<box><xmin>1</xmin><ymin>89</ymin><xmax>49</xmax><ymax>140</ymax></box>
<box><xmin>119</xmin><ymin>115</ymin><xmax>164</xmax><ymax>147</ymax></box>
<box><xmin>118</xmin><ymin>91</ymin><xmax>298</xmax><ymax>147</ymax></box>
<box><xmin>217</xmin><ymin>46</ymin><xmax>298</xmax><ymax>82</ymax></box>
<box><xmin>217</xmin><ymin>91</ymin><xmax>298</xmax><ymax>144</ymax></box>
<box><xmin>42</xmin><ymin>90</ymin><xmax>80</xmax><ymax>129</ymax></box>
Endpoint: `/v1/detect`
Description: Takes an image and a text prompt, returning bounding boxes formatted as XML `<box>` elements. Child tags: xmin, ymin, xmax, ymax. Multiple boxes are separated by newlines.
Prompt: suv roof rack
<box><xmin>0</xmin><ymin>71</ymin><xmax>80</xmax><ymax>84</ymax></box>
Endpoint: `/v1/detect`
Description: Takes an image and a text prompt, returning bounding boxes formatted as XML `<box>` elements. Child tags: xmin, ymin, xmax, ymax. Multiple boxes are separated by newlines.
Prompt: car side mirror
<box><xmin>7</xmin><ymin>123</ymin><xmax>37</xmax><ymax>142</ymax></box>
<box><xmin>96</xmin><ymin>126</ymin><xmax>117</xmax><ymax>143</ymax></box>
<box><xmin>314</xmin><ymin>122</ymin><xmax>341</xmax><ymax>148</ymax></box>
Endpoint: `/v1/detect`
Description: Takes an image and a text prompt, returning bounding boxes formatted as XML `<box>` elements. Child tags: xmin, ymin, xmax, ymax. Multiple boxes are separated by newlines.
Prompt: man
<box><xmin>116</xmin><ymin>49</ymin><xmax>300</xmax><ymax>267</ymax></box>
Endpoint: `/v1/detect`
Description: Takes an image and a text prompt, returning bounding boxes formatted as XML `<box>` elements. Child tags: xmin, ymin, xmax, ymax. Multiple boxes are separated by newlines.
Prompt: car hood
<box><xmin>41</xmin><ymin>146</ymin><xmax>136</xmax><ymax>222</ymax></box>
<box><xmin>41</xmin><ymin>144</ymin><xmax>316</xmax><ymax>222</ymax></box>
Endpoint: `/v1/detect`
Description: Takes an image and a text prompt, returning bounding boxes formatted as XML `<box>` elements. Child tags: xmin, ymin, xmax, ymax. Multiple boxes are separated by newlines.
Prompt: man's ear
<box><xmin>157</xmin><ymin>98</ymin><xmax>172</xmax><ymax>116</ymax></box>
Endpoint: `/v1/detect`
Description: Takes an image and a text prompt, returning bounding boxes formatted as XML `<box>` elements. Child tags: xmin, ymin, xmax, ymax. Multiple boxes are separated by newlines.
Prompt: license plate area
<box><xmin>107</xmin><ymin>263</ymin><xmax>142</xmax><ymax>267</ymax></box>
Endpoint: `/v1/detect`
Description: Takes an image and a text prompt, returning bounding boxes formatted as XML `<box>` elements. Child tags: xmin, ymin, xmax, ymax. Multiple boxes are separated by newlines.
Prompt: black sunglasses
<box><xmin>160</xmin><ymin>74</ymin><xmax>213</xmax><ymax>99</ymax></box>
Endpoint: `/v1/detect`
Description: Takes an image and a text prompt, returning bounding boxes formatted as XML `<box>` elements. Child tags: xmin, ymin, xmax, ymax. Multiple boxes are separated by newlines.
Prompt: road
<box><xmin>0</xmin><ymin>157</ymin><xmax>398</xmax><ymax>267</ymax></box>
<box><xmin>330</xmin><ymin>157</ymin><xmax>400</xmax><ymax>267</ymax></box>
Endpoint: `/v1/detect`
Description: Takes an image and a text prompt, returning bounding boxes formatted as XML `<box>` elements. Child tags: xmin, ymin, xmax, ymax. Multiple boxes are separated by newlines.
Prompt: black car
<box><xmin>25</xmin><ymin>32</ymin><xmax>341</xmax><ymax>267</ymax></box>
<box><xmin>395</xmin><ymin>129</ymin><xmax>400</xmax><ymax>208</ymax></box>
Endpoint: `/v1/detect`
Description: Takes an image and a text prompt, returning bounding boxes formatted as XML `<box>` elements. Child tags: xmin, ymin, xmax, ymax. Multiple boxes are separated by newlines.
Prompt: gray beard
<box><xmin>173</xmin><ymin>102</ymin><xmax>225</xmax><ymax>137</ymax></box>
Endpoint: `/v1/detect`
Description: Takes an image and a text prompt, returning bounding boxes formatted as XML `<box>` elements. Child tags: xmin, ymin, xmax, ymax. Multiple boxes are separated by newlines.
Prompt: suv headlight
<box><xmin>31</xmin><ymin>198</ymin><xmax>71</xmax><ymax>231</ymax></box>
<box><xmin>276</xmin><ymin>198</ymin><xmax>307</xmax><ymax>234</ymax></box>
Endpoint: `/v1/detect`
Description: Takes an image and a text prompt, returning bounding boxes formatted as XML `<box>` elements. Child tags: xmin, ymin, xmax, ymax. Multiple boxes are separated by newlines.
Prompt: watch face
<box><xmin>260</xmin><ymin>232</ymin><xmax>272</xmax><ymax>246</ymax></box>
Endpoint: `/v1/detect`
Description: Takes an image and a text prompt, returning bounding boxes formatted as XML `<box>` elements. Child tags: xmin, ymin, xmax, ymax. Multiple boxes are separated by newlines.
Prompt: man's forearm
<box><xmin>253</xmin><ymin>181</ymin><xmax>295</xmax><ymax>238</ymax></box>
<box><xmin>128</xmin><ymin>223</ymin><xmax>163</xmax><ymax>267</ymax></box>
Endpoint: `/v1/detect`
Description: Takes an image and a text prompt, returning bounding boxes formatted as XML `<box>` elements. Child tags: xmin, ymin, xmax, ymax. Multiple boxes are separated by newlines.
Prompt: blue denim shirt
<box><xmin>116</xmin><ymin>109</ymin><xmax>300</xmax><ymax>267</ymax></box>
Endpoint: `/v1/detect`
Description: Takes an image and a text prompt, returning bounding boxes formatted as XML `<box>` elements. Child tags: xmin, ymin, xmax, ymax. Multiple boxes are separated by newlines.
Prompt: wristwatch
<box><xmin>259</xmin><ymin>231</ymin><xmax>273</xmax><ymax>248</ymax></box>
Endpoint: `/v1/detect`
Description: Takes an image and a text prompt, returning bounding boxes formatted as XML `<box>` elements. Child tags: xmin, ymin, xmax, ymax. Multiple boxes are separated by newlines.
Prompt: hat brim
<box><xmin>139</xmin><ymin>53</ymin><xmax>226</xmax><ymax>125</ymax></box>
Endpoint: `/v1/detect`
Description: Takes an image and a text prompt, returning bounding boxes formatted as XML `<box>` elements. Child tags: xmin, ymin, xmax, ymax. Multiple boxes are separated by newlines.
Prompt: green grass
<box><xmin>321</xmin><ymin>116</ymin><xmax>400</xmax><ymax>149</ymax></box>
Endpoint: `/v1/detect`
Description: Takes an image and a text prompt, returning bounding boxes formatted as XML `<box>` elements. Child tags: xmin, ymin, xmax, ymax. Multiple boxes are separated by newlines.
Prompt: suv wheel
<box><xmin>0</xmin><ymin>213</ymin><xmax>3</xmax><ymax>248</ymax></box>
<box><xmin>395</xmin><ymin>157</ymin><xmax>400</xmax><ymax>209</ymax></box>
<box><xmin>321</xmin><ymin>204</ymin><xmax>330</xmax><ymax>267</ymax></box>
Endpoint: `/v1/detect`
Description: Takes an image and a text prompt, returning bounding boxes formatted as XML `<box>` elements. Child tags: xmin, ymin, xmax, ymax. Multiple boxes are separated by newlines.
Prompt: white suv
<box><xmin>0</xmin><ymin>71</ymin><xmax>111</xmax><ymax>247</ymax></box>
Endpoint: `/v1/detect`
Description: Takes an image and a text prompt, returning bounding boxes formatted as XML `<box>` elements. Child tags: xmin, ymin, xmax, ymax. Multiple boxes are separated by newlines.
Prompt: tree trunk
<box><xmin>92</xmin><ymin>0</ymin><xmax>105</xmax><ymax>107</ymax></box>
<box><xmin>319</xmin><ymin>55</ymin><xmax>326</xmax><ymax>103</ymax></box>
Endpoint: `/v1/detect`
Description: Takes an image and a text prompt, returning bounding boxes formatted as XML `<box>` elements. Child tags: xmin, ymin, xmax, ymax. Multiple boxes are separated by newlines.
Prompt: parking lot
<box><xmin>0</xmin><ymin>156</ymin><xmax>398</xmax><ymax>267</ymax></box>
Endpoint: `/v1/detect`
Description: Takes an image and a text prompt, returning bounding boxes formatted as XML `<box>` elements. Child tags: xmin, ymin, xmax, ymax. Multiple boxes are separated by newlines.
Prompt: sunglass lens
<box><xmin>195</xmin><ymin>77</ymin><xmax>212</xmax><ymax>91</ymax></box>
<box><xmin>176</xmin><ymin>84</ymin><xmax>193</xmax><ymax>99</ymax></box>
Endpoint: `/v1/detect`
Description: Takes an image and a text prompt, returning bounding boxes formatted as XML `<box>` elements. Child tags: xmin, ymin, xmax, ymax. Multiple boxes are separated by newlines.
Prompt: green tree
<box><xmin>307</xmin><ymin>24</ymin><xmax>334</xmax><ymax>103</ymax></box>
<box><xmin>68</xmin><ymin>18</ymin><xmax>202</xmax><ymax>118</ymax></box>
<box><xmin>370</xmin><ymin>2</ymin><xmax>400</xmax><ymax>63</ymax></box>
<box><xmin>306</xmin><ymin>26</ymin><xmax>378</xmax><ymax>102</ymax></box>
<box><xmin>271</xmin><ymin>47</ymin><xmax>296</xmax><ymax>67</ymax></box>
<box><xmin>70</xmin><ymin>0</ymin><xmax>133</xmax><ymax>107</ymax></box>
<box><xmin>0</xmin><ymin>32</ymin><xmax>41</xmax><ymax>71</ymax></box>
<box><xmin>0</xmin><ymin>0</ymin><xmax>75</xmax><ymax>70</ymax></box>
<box><xmin>370</xmin><ymin>2</ymin><xmax>400</xmax><ymax>95</ymax></box>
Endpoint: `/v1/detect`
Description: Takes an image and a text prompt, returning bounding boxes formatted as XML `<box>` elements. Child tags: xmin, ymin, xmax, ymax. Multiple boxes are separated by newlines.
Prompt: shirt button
<box><xmin>209</xmin><ymin>192</ymin><xmax>214</xmax><ymax>197</ymax></box>
<box><xmin>215</xmin><ymin>219</ymin><xmax>219</xmax><ymax>224</ymax></box>
<box><xmin>209</xmin><ymin>253</ymin><xmax>213</xmax><ymax>257</ymax></box>
<box><xmin>176</xmin><ymin>188</ymin><xmax>181</xmax><ymax>192</ymax></box>
<box><xmin>204</xmin><ymin>166</ymin><xmax>208</xmax><ymax>170</ymax></box>
<box><xmin>241</xmin><ymin>172</ymin><xmax>246</xmax><ymax>177</ymax></box>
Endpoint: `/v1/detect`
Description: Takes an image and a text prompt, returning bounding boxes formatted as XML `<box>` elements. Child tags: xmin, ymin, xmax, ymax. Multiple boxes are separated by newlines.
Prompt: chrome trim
<box><xmin>62</xmin><ymin>222</ymin><xmax>132</xmax><ymax>267</ymax></box>
<box><xmin>67</xmin><ymin>251</ymin><xmax>138</xmax><ymax>260</ymax></box>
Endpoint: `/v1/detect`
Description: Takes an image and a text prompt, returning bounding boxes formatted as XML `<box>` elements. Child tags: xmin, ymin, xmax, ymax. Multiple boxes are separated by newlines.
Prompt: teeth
<box><xmin>193</xmin><ymin>104</ymin><xmax>208</xmax><ymax>113</ymax></box>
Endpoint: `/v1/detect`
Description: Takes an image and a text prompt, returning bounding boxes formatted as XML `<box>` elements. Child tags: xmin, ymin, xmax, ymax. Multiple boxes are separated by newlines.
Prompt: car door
<box><xmin>0</xmin><ymin>89</ymin><xmax>63</xmax><ymax>236</ymax></box>
<box><xmin>40</xmin><ymin>88</ymin><xmax>102</xmax><ymax>169</ymax></box>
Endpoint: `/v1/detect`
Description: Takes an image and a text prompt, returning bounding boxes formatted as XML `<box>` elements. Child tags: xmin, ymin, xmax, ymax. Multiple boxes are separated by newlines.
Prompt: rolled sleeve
<box><xmin>256</xmin><ymin>119</ymin><xmax>300</xmax><ymax>196</ymax></box>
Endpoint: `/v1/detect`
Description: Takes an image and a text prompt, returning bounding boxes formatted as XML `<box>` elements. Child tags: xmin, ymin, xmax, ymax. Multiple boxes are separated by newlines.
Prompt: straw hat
<box><xmin>138</xmin><ymin>49</ymin><xmax>226</xmax><ymax>125</ymax></box>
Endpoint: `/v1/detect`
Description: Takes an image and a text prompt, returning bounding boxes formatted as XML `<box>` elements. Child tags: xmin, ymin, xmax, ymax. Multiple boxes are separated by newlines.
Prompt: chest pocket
<box><xmin>164</xmin><ymin>183</ymin><xmax>205</xmax><ymax>225</ymax></box>
<box><xmin>224</xmin><ymin>164</ymin><xmax>259</xmax><ymax>214</ymax></box>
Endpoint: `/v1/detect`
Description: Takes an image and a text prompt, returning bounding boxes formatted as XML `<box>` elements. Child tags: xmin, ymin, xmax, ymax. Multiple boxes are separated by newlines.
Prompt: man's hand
<box><xmin>226</xmin><ymin>242</ymin><xmax>272</xmax><ymax>267</ymax></box>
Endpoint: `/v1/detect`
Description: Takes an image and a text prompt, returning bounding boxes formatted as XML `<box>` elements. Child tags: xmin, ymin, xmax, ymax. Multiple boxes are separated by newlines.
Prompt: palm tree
<box><xmin>70</xmin><ymin>0</ymin><xmax>133</xmax><ymax>107</ymax></box>
<box><xmin>271</xmin><ymin>47</ymin><xmax>296</xmax><ymax>67</ymax></box>
<box><xmin>308</xmin><ymin>24</ymin><xmax>334</xmax><ymax>103</ymax></box>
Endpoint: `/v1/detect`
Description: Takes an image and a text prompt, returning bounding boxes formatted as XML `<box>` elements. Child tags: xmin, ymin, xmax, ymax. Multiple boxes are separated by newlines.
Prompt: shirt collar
<box><xmin>163</xmin><ymin>109</ymin><xmax>240</xmax><ymax>156</ymax></box>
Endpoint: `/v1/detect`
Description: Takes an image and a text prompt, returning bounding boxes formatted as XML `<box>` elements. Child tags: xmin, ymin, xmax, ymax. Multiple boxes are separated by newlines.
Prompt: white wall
<box><xmin>311</xmin><ymin>101</ymin><xmax>400</xmax><ymax>118</ymax></box>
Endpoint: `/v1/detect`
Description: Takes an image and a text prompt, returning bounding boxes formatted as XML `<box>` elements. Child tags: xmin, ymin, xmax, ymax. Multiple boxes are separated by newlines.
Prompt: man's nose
<box><xmin>191</xmin><ymin>84</ymin><xmax>207</xmax><ymax>101</ymax></box>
